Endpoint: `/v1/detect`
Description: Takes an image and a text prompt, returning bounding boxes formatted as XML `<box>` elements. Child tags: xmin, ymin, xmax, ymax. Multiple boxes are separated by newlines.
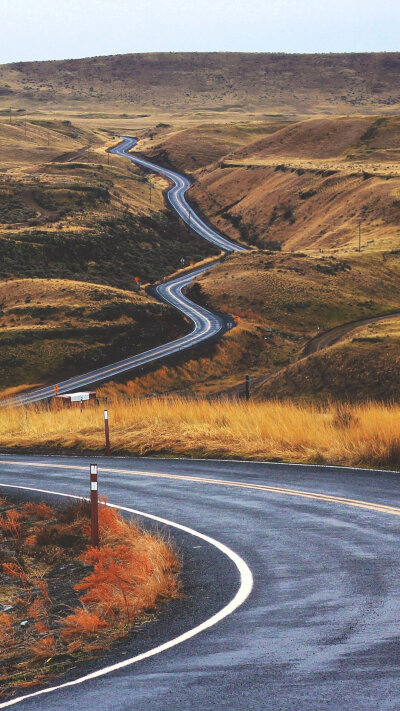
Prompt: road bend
<box><xmin>0</xmin><ymin>456</ymin><xmax>400</xmax><ymax>710</ymax></box>
<box><xmin>6</xmin><ymin>138</ymin><xmax>245</xmax><ymax>406</ymax></box>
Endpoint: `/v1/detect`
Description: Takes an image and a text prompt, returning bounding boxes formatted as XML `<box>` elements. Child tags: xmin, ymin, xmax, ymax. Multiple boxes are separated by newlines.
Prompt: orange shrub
<box><xmin>22</xmin><ymin>502</ymin><xmax>54</xmax><ymax>520</ymax></box>
<box><xmin>0</xmin><ymin>510</ymin><xmax>23</xmax><ymax>543</ymax></box>
<box><xmin>0</xmin><ymin>613</ymin><xmax>14</xmax><ymax>645</ymax></box>
<box><xmin>30</xmin><ymin>635</ymin><xmax>56</xmax><ymax>660</ymax></box>
<box><xmin>3</xmin><ymin>560</ymin><xmax>28</xmax><ymax>583</ymax></box>
<box><xmin>61</xmin><ymin>609</ymin><xmax>108</xmax><ymax>641</ymax></box>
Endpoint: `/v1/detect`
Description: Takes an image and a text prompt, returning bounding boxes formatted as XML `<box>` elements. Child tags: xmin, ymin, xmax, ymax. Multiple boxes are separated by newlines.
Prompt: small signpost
<box><xmin>245</xmin><ymin>375</ymin><xmax>251</xmax><ymax>401</ymax></box>
<box><xmin>90</xmin><ymin>464</ymin><xmax>99</xmax><ymax>548</ymax></box>
<box><xmin>55</xmin><ymin>391</ymin><xmax>96</xmax><ymax>407</ymax></box>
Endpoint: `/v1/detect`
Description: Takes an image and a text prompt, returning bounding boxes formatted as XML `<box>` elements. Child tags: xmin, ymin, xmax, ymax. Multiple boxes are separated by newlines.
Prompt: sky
<box><xmin>0</xmin><ymin>0</ymin><xmax>399</xmax><ymax>64</ymax></box>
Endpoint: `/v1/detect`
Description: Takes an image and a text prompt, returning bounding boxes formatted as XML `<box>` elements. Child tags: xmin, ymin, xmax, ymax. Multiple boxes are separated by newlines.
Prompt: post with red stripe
<box><xmin>90</xmin><ymin>464</ymin><xmax>99</xmax><ymax>548</ymax></box>
<box><xmin>104</xmin><ymin>409</ymin><xmax>111</xmax><ymax>456</ymax></box>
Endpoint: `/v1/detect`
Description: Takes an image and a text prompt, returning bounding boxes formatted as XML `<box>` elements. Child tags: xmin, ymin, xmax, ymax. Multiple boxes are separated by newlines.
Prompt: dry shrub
<box><xmin>34</xmin><ymin>621</ymin><xmax>49</xmax><ymax>635</ymax></box>
<box><xmin>59</xmin><ymin>499</ymin><xmax>91</xmax><ymax>524</ymax></box>
<box><xmin>34</xmin><ymin>521</ymin><xmax>87</xmax><ymax>552</ymax></box>
<box><xmin>76</xmin><ymin>544</ymin><xmax>152</xmax><ymax>622</ymax></box>
<box><xmin>0</xmin><ymin>496</ymin><xmax>180</xmax><ymax>696</ymax></box>
<box><xmin>61</xmin><ymin>609</ymin><xmax>108</xmax><ymax>642</ymax></box>
<box><xmin>0</xmin><ymin>613</ymin><xmax>14</xmax><ymax>644</ymax></box>
<box><xmin>37</xmin><ymin>580</ymin><xmax>50</xmax><ymax>608</ymax></box>
<box><xmin>3</xmin><ymin>560</ymin><xmax>28</xmax><ymax>584</ymax></box>
<box><xmin>24</xmin><ymin>535</ymin><xmax>37</xmax><ymax>547</ymax></box>
<box><xmin>22</xmin><ymin>502</ymin><xmax>53</xmax><ymax>520</ymax></box>
<box><xmin>0</xmin><ymin>510</ymin><xmax>23</xmax><ymax>544</ymax></box>
<box><xmin>61</xmin><ymin>504</ymin><xmax>181</xmax><ymax>640</ymax></box>
<box><xmin>30</xmin><ymin>635</ymin><xmax>56</xmax><ymax>661</ymax></box>
<box><xmin>28</xmin><ymin>597</ymin><xmax>47</xmax><ymax>622</ymax></box>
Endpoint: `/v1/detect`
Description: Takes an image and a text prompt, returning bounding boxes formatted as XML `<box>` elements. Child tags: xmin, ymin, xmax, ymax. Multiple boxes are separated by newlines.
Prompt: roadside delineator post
<box><xmin>90</xmin><ymin>464</ymin><xmax>99</xmax><ymax>548</ymax></box>
<box><xmin>245</xmin><ymin>375</ymin><xmax>251</xmax><ymax>401</ymax></box>
<box><xmin>104</xmin><ymin>410</ymin><xmax>111</xmax><ymax>456</ymax></box>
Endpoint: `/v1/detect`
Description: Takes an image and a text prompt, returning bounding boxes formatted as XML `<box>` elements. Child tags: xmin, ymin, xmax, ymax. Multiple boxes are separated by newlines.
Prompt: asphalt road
<box><xmin>6</xmin><ymin>137</ymin><xmax>244</xmax><ymax>407</ymax></box>
<box><xmin>111</xmin><ymin>137</ymin><xmax>247</xmax><ymax>253</ymax></box>
<box><xmin>1</xmin><ymin>455</ymin><xmax>400</xmax><ymax>710</ymax></box>
<box><xmin>303</xmin><ymin>310</ymin><xmax>400</xmax><ymax>356</ymax></box>
<box><xmin>9</xmin><ymin>265</ymin><xmax>230</xmax><ymax>406</ymax></box>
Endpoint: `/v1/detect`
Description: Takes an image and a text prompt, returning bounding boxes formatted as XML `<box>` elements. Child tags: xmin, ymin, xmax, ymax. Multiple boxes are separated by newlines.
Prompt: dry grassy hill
<box><xmin>0</xmin><ymin>278</ymin><xmax>185</xmax><ymax>396</ymax></box>
<box><xmin>2</xmin><ymin>53</ymin><xmax>400</xmax><ymax>403</ymax></box>
<box><xmin>138</xmin><ymin>121</ymin><xmax>292</xmax><ymax>173</ymax></box>
<box><xmin>0</xmin><ymin>119</ymin><xmax>219</xmax><ymax>288</ymax></box>
<box><xmin>256</xmin><ymin>316</ymin><xmax>400</xmax><ymax>403</ymax></box>
<box><xmin>189</xmin><ymin>116</ymin><xmax>400</xmax><ymax>253</ymax></box>
<box><xmin>1</xmin><ymin>53</ymin><xmax>400</xmax><ymax>116</ymax></box>
<box><xmin>98</xmin><ymin>250</ymin><xmax>400</xmax><ymax>401</ymax></box>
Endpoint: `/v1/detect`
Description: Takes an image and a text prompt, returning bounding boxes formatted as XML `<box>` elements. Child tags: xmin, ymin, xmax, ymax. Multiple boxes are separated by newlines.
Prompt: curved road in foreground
<box><xmin>0</xmin><ymin>455</ymin><xmax>400</xmax><ymax>710</ymax></box>
<box><xmin>8</xmin><ymin>137</ymin><xmax>244</xmax><ymax>406</ymax></box>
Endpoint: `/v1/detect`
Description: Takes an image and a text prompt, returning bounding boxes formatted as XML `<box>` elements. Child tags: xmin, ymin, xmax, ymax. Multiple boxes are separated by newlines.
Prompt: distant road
<box><xmin>7</xmin><ymin>138</ymin><xmax>245</xmax><ymax>406</ymax></box>
<box><xmin>303</xmin><ymin>309</ymin><xmax>400</xmax><ymax>355</ymax></box>
<box><xmin>111</xmin><ymin>137</ymin><xmax>247</xmax><ymax>253</ymax></box>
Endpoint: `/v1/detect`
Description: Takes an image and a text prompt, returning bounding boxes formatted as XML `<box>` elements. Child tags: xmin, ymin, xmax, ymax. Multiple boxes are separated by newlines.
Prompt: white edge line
<box><xmin>0</xmin><ymin>482</ymin><xmax>253</xmax><ymax>708</ymax></box>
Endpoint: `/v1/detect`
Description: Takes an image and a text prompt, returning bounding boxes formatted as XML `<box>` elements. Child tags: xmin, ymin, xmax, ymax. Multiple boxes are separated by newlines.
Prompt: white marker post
<box><xmin>90</xmin><ymin>464</ymin><xmax>99</xmax><ymax>548</ymax></box>
<box><xmin>104</xmin><ymin>410</ymin><xmax>110</xmax><ymax>456</ymax></box>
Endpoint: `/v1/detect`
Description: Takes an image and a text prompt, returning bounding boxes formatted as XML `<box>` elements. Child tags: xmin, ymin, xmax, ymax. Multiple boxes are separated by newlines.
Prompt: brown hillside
<box><xmin>189</xmin><ymin>116</ymin><xmax>400</xmax><ymax>253</ymax></box>
<box><xmin>139</xmin><ymin>121</ymin><xmax>291</xmax><ymax>173</ymax></box>
<box><xmin>100</xmin><ymin>251</ymin><xmax>400</xmax><ymax>400</ymax></box>
<box><xmin>1</xmin><ymin>53</ymin><xmax>400</xmax><ymax>116</ymax></box>
<box><xmin>228</xmin><ymin>116</ymin><xmax>400</xmax><ymax>162</ymax></box>
<box><xmin>0</xmin><ymin>279</ymin><xmax>185</xmax><ymax>394</ymax></box>
<box><xmin>256</xmin><ymin>316</ymin><xmax>400</xmax><ymax>403</ymax></box>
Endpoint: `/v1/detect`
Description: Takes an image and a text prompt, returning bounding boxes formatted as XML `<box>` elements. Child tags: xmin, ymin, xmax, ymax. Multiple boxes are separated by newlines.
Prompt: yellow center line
<box><xmin>1</xmin><ymin>459</ymin><xmax>399</xmax><ymax>517</ymax></box>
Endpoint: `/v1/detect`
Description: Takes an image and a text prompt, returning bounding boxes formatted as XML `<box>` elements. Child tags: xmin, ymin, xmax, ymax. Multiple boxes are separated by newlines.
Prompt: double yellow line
<box><xmin>1</xmin><ymin>459</ymin><xmax>399</xmax><ymax>517</ymax></box>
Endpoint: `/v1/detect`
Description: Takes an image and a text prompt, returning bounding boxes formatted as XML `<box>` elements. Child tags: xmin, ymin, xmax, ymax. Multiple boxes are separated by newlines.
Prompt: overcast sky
<box><xmin>1</xmin><ymin>0</ymin><xmax>399</xmax><ymax>64</ymax></box>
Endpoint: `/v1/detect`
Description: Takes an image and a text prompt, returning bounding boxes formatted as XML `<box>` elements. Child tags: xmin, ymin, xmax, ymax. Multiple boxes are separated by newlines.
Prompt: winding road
<box><xmin>8</xmin><ymin>137</ymin><xmax>245</xmax><ymax>406</ymax></box>
<box><xmin>1</xmin><ymin>455</ymin><xmax>400</xmax><ymax>710</ymax></box>
<box><xmin>2</xmin><ymin>137</ymin><xmax>400</xmax><ymax>710</ymax></box>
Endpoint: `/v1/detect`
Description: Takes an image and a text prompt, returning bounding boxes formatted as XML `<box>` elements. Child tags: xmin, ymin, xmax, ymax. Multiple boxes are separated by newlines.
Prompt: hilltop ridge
<box><xmin>1</xmin><ymin>52</ymin><xmax>400</xmax><ymax>115</ymax></box>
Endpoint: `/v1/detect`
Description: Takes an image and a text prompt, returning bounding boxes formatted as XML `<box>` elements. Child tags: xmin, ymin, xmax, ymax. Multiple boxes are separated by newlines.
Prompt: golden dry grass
<box><xmin>2</xmin><ymin>397</ymin><xmax>400</xmax><ymax>469</ymax></box>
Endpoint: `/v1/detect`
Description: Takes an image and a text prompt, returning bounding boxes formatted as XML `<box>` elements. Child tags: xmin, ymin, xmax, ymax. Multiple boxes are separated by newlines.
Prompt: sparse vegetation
<box><xmin>0</xmin><ymin>279</ymin><xmax>187</xmax><ymax>392</ymax></box>
<box><xmin>0</xmin><ymin>495</ymin><xmax>180</xmax><ymax>698</ymax></box>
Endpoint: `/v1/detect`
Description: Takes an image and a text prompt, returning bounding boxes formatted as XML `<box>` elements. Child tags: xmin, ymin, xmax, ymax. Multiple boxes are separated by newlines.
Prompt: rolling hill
<box><xmin>1</xmin><ymin>52</ymin><xmax>400</xmax><ymax>117</ymax></box>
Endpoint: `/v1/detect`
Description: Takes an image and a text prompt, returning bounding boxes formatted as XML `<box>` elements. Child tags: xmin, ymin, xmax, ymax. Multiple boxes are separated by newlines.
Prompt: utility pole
<box><xmin>9</xmin><ymin>107</ymin><xmax>11</xmax><ymax>124</ymax></box>
<box><xmin>358</xmin><ymin>221</ymin><xmax>361</xmax><ymax>252</ymax></box>
<box><xmin>149</xmin><ymin>179</ymin><xmax>152</xmax><ymax>205</ymax></box>
<box><xmin>188</xmin><ymin>209</ymin><xmax>191</xmax><ymax>233</ymax></box>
